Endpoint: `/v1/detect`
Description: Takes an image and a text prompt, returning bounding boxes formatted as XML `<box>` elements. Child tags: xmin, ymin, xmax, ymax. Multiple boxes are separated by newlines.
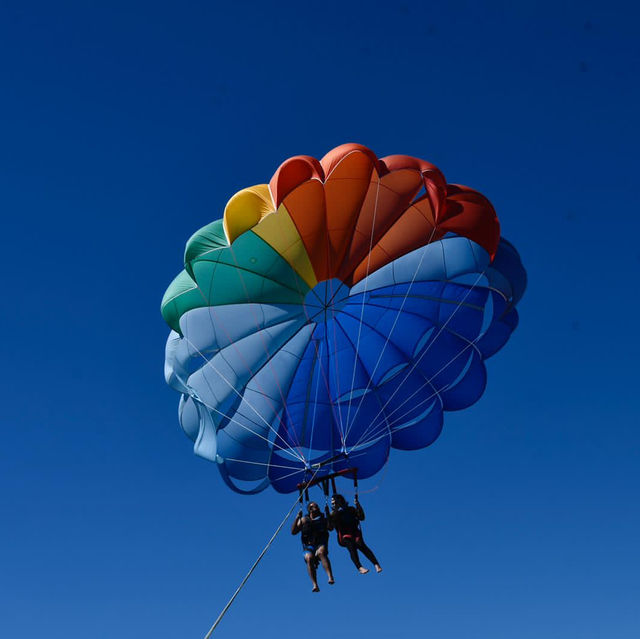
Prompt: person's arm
<box><xmin>327</xmin><ymin>510</ymin><xmax>335</xmax><ymax>531</ymax></box>
<box><xmin>354</xmin><ymin>499</ymin><xmax>365</xmax><ymax>521</ymax></box>
<box><xmin>291</xmin><ymin>512</ymin><xmax>304</xmax><ymax>535</ymax></box>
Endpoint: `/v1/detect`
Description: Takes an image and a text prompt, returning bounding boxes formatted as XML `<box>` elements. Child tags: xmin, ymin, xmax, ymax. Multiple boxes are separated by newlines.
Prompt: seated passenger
<box><xmin>329</xmin><ymin>494</ymin><xmax>382</xmax><ymax>574</ymax></box>
<box><xmin>291</xmin><ymin>501</ymin><xmax>335</xmax><ymax>592</ymax></box>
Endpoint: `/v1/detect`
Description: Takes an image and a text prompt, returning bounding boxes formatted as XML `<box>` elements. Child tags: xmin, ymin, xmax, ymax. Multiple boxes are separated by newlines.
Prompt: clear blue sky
<box><xmin>1</xmin><ymin>1</ymin><xmax>639</xmax><ymax>638</ymax></box>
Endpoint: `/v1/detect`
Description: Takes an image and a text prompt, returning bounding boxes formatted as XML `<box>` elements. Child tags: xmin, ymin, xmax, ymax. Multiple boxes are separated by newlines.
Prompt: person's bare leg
<box><xmin>304</xmin><ymin>553</ymin><xmax>319</xmax><ymax>592</ymax></box>
<box><xmin>356</xmin><ymin>539</ymin><xmax>381</xmax><ymax>572</ymax></box>
<box><xmin>344</xmin><ymin>538</ymin><xmax>368</xmax><ymax>573</ymax></box>
<box><xmin>316</xmin><ymin>547</ymin><xmax>334</xmax><ymax>584</ymax></box>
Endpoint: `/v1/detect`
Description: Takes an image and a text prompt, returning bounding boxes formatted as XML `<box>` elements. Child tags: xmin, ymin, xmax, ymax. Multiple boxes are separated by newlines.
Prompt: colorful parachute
<box><xmin>162</xmin><ymin>143</ymin><xmax>526</xmax><ymax>494</ymax></box>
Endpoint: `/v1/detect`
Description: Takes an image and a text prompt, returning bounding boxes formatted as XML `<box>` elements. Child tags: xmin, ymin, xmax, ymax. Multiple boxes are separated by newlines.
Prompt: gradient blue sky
<box><xmin>2</xmin><ymin>1</ymin><xmax>639</xmax><ymax>638</ymax></box>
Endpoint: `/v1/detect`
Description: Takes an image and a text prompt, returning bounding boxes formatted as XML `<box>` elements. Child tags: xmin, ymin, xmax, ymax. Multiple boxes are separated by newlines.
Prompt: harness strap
<box><xmin>322</xmin><ymin>479</ymin><xmax>330</xmax><ymax>515</ymax></box>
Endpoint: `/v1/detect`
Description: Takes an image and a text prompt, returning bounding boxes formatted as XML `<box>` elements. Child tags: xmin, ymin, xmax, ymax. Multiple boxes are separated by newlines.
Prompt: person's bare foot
<box><xmin>312</xmin><ymin>584</ymin><xmax>320</xmax><ymax>592</ymax></box>
<box><xmin>358</xmin><ymin>566</ymin><xmax>369</xmax><ymax>574</ymax></box>
<box><xmin>374</xmin><ymin>564</ymin><xmax>382</xmax><ymax>573</ymax></box>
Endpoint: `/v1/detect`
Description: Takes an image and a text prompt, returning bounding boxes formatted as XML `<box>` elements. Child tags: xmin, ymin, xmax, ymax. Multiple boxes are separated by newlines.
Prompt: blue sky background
<box><xmin>1</xmin><ymin>1</ymin><xmax>639</xmax><ymax>637</ymax></box>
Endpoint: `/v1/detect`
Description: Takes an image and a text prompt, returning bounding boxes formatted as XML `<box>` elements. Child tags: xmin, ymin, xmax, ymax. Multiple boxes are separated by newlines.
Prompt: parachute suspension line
<box><xmin>322</xmin><ymin>242</ymin><xmax>348</xmax><ymax>449</ymax></box>
<box><xmin>382</xmin><ymin>334</ymin><xmax>482</xmax><ymax>431</ymax></box>
<box><xmin>311</xmin><ymin>327</ymin><xmax>349</xmax><ymax>465</ymax></box>
<box><xmin>351</xmin><ymin>351</ymin><xmax>462</xmax><ymax>447</ymax></box>
<box><xmin>189</xmin><ymin>279</ymin><xmax>306</xmax><ymax>463</ymax></box>
<box><xmin>202</xmin><ymin>470</ymin><xmax>320</xmax><ymax>639</ymax></box>
<box><xmin>343</xmin><ymin>222</ymin><xmax>440</xmax><ymax>443</ymax></box>
<box><xmin>327</xmin><ymin>299</ymin><xmax>347</xmax><ymax>449</ymax></box>
<box><xmin>385</xmin><ymin>272</ymin><xmax>485</xmax><ymax>417</ymax></box>
<box><xmin>223</xmin><ymin>457</ymin><xmax>306</xmax><ymax>472</ymax></box>
<box><xmin>344</xmin><ymin>318</ymin><xmax>479</xmax><ymax>446</ymax></box>
<box><xmin>182</xmin><ymin>284</ymin><xmax>307</xmax><ymax>461</ymax></box>
<box><xmin>344</xmin><ymin>175</ymin><xmax>382</xmax><ymax>437</ymax></box>
<box><xmin>321</xmin><ymin>186</ymin><xmax>349</xmax><ymax>450</ymax></box>
<box><xmin>324</xmin><ymin>317</ymin><xmax>346</xmax><ymax>455</ymax></box>
<box><xmin>298</xmin><ymin>485</ymin><xmax>309</xmax><ymax>514</ymax></box>
<box><xmin>333</xmin><ymin>319</ymin><xmax>394</xmax><ymax>449</ymax></box>
<box><xmin>322</xmin><ymin>479</ymin><xmax>330</xmax><ymax>515</ymax></box>
<box><xmin>173</xmin><ymin>370</ymin><xmax>302</xmax><ymax>463</ymax></box>
<box><xmin>349</xmin><ymin>277</ymin><xmax>486</xmax><ymax>451</ymax></box>
<box><xmin>324</xmin><ymin>282</ymin><xmax>347</xmax><ymax>450</ymax></box>
<box><xmin>180</xmin><ymin>334</ymin><xmax>306</xmax><ymax>463</ymax></box>
<box><xmin>219</xmin><ymin>247</ymin><xmax>308</xmax><ymax>459</ymax></box>
<box><xmin>239</xmin><ymin>462</ymin><xmax>328</xmax><ymax>489</ymax></box>
<box><xmin>306</xmin><ymin>339</ymin><xmax>324</xmax><ymax>464</ymax></box>
<box><xmin>182</xmin><ymin>386</ymin><xmax>302</xmax><ymax>462</ymax></box>
<box><xmin>343</xmin><ymin>222</ymin><xmax>441</xmax><ymax>443</ymax></box>
<box><xmin>348</xmin><ymin>270</ymin><xmax>487</xmax><ymax>451</ymax></box>
<box><xmin>347</xmin><ymin>270</ymin><xmax>486</xmax><ymax>450</ymax></box>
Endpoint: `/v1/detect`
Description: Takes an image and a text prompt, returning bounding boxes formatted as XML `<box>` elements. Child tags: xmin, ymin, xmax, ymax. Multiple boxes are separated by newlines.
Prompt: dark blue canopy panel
<box><xmin>164</xmin><ymin>235</ymin><xmax>526</xmax><ymax>494</ymax></box>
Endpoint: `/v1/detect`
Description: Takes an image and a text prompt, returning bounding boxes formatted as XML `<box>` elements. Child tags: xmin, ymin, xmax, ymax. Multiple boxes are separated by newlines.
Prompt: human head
<box><xmin>331</xmin><ymin>494</ymin><xmax>346</xmax><ymax>509</ymax></box>
<box><xmin>307</xmin><ymin>502</ymin><xmax>320</xmax><ymax>516</ymax></box>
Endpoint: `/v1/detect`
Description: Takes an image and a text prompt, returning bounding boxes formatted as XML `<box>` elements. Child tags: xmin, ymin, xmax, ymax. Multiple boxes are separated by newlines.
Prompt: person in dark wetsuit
<box><xmin>329</xmin><ymin>494</ymin><xmax>382</xmax><ymax>574</ymax></box>
<box><xmin>291</xmin><ymin>501</ymin><xmax>335</xmax><ymax>592</ymax></box>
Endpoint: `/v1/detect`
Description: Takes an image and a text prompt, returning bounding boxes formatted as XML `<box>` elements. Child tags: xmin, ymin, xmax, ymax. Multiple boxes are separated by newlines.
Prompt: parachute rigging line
<box><xmin>342</xmin><ymin>224</ymin><xmax>444</xmax><ymax>444</ymax></box>
<box><xmin>223</xmin><ymin>247</ymin><xmax>308</xmax><ymax>455</ymax></box>
<box><xmin>343</xmin><ymin>191</ymin><xmax>439</xmax><ymax>444</ymax></box>
<box><xmin>180</xmin><ymin>332</ymin><xmax>307</xmax><ymax>463</ymax></box>
<box><xmin>348</xmin><ymin>269</ymin><xmax>487</xmax><ymax>452</ymax></box>
<box><xmin>190</xmin><ymin>276</ymin><xmax>307</xmax><ymax>461</ymax></box>
<box><xmin>344</xmin><ymin>176</ymin><xmax>382</xmax><ymax>435</ymax></box>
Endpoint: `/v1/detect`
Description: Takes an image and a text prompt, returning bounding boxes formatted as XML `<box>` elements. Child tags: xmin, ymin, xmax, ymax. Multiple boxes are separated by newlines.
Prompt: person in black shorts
<box><xmin>291</xmin><ymin>501</ymin><xmax>335</xmax><ymax>592</ymax></box>
<box><xmin>329</xmin><ymin>494</ymin><xmax>382</xmax><ymax>574</ymax></box>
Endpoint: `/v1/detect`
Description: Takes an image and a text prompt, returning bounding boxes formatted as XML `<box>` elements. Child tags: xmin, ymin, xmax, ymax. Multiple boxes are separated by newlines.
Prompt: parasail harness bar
<box><xmin>297</xmin><ymin>467</ymin><xmax>359</xmax><ymax>507</ymax></box>
<box><xmin>297</xmin><ymin>466</ymin><xmax>358</xmax><ymax>493</ymax></box>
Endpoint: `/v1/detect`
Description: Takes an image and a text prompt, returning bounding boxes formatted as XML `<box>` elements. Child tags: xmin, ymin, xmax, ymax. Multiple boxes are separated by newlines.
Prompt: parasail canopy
<box><xmin>162</xmin><ymin>143</ymin><xmax>526</xmax><ymax>494</ymax></box>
